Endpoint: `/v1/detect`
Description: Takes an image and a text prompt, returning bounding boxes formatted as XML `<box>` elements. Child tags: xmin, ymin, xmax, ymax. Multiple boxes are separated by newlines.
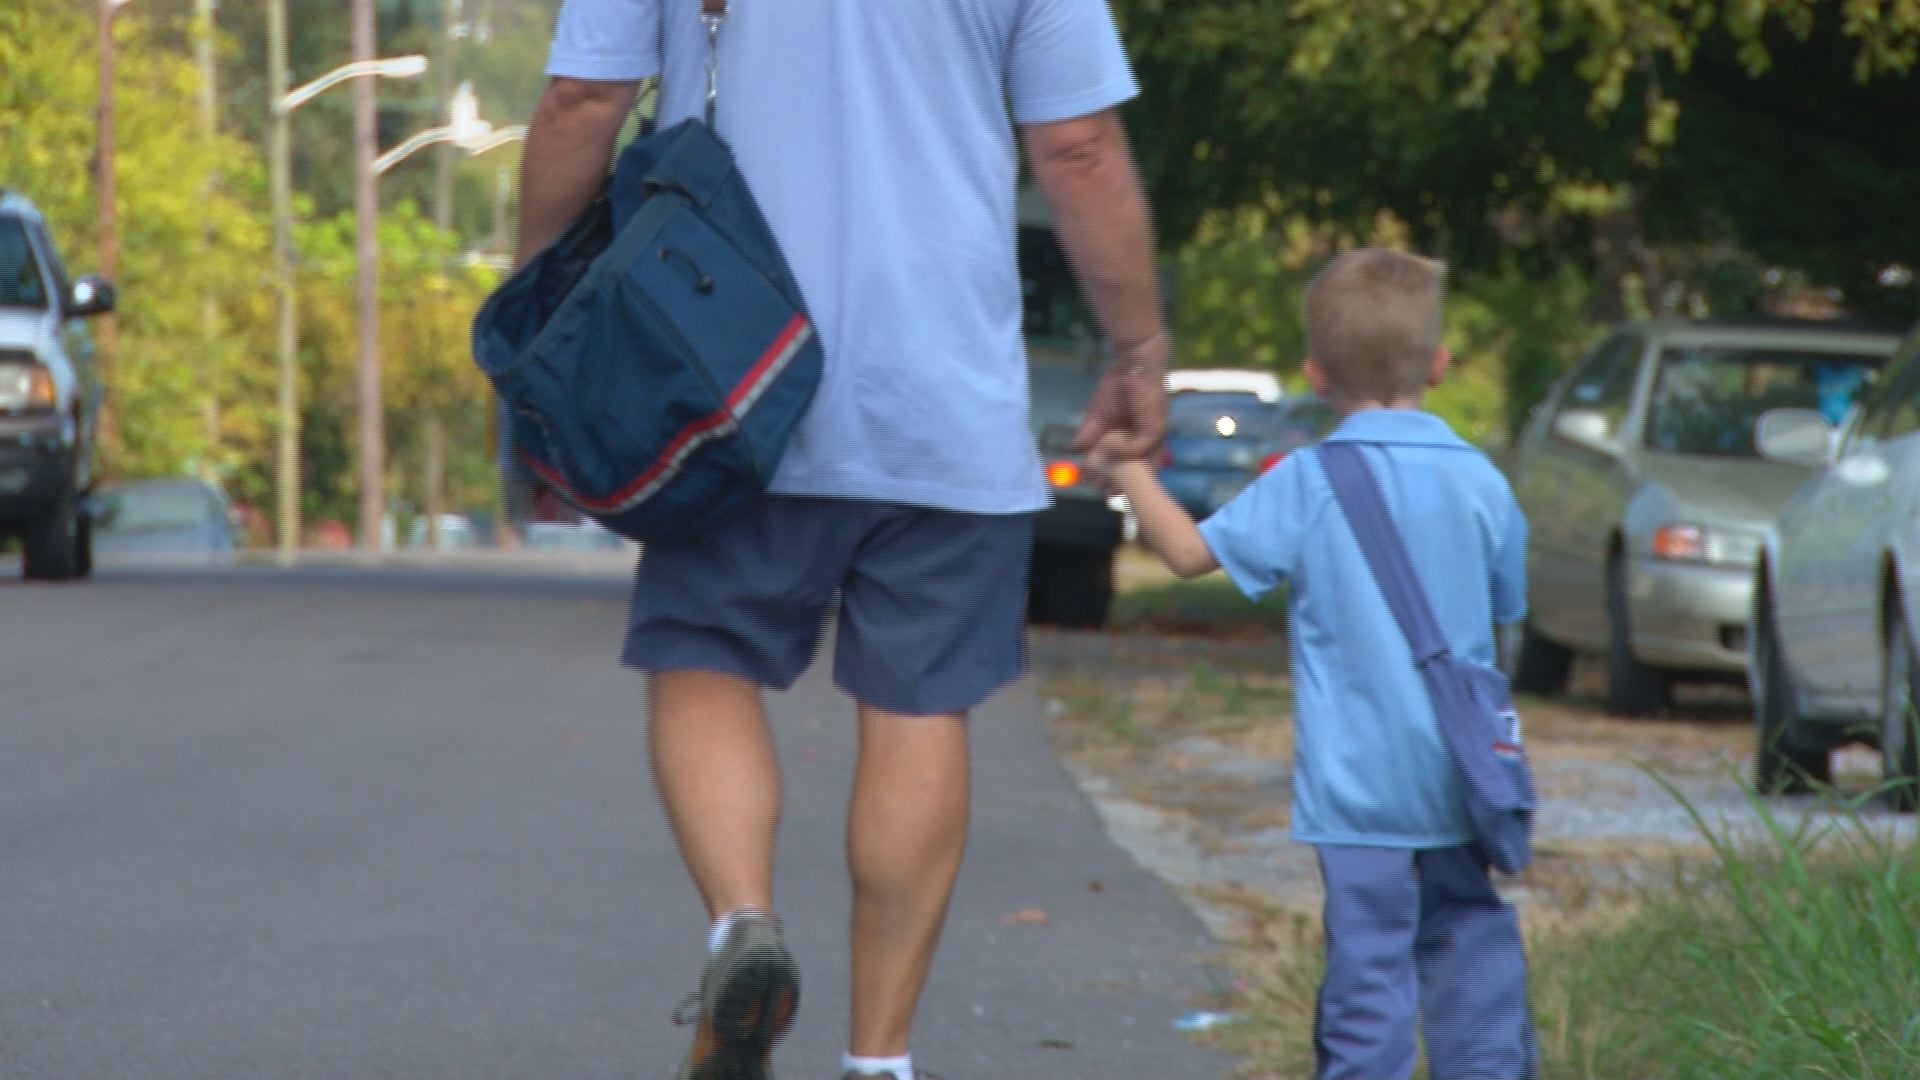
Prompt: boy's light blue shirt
<box><xmin>1198</xmin><ymin>409</ymin><xmax>1529</xmax><ymax>848</ymax></box>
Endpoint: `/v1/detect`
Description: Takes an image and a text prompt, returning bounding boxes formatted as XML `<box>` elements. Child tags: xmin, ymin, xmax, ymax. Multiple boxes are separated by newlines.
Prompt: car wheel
<box><xmin>1511</xmin><ymin>620</ymin><xmax>1574</xmax><ymax>696</ymax></box>
<box><xmin>21</xmin><ymin>483</ymin><xmax>82</xmax><ymax>581</ymax></box>
<box><xmin>1880</xmin><ymin>606</ymin><xmax>1920</xmax><ymax>814</ymax></box>
<box><xmin>1029</xmin><ymin>546</ymin><xmax>1114</xmax><ymax>630</ymax></box>
<box><xmin>1753</xmin><ymin>582</ymin><xmax>1829</xmax><ymax>795</ymax></box>
<box><xmin>74</xmin><ymin>505</ymin><xmax>93</xmax><ymax>578</ymax></box>
<box><xmin>1605</xmin><ymin>555</ymin><xmax>1671</xmax><ymax>717</ymax></box>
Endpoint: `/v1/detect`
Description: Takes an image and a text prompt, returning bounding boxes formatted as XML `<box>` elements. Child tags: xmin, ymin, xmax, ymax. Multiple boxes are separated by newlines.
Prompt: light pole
<box><xmin>95</xmin><ymin>0</ymin><xmax>134</xmax><ymax>449</ymax></box>
<box><xmin>354</xmin><ymin>0</ymin><xmax>382</xmax><ymax>553</ymax></box>
<box><xmin>367</xmin><ymin>83</ymin><xmax>521</xmax><ymax>551</ymax></box>
<box><xmin>266</xmin><ymin>0</ymin><xmax>425</xmax><ymax>561</ymax></box>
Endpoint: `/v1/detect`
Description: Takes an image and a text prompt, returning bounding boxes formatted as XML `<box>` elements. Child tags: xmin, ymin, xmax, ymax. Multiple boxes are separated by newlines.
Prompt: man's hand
<box><xmin>1071</xmin><ymin>332</ymin><xmax>1169</xmax><ymax>459</ymax></box>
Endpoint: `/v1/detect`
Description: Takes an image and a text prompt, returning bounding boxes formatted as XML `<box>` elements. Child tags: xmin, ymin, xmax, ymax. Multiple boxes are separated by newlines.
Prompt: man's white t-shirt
<box><xmin>546</xmin><ymin>0</ymin><xmax>1138</xmax><ymax>514</ymax></box>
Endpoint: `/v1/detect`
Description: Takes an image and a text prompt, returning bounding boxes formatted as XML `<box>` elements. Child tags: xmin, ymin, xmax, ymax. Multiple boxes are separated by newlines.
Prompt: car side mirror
<box><xmin>1551</xmin><ymin>408</ymin><xmax>1619</xmax><ymax>455</ymax></box>
<box><xmin>1755</xmin><ymin>408</ymin><xmax>1836</xmax><ymax>467</ymax></box>
<box><xmin>66</xmin><ymin>275</ymin><xmax>117</xmax><ymax>319</ymax></box>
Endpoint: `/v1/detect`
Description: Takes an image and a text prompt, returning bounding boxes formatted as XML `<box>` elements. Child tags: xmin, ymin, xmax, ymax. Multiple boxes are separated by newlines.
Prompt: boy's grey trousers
<box><xmin>1313</xmin><ymin>844</ymin><xmax>1538</xmax><ymax>1080</ymax></box>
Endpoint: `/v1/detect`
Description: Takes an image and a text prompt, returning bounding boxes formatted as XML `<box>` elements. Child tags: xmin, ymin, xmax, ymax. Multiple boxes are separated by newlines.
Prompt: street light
<box><xmin>275</xmin><ymin>55</ymin><xmax>429</xmax><ymax>116</ymax></box>
<box><xmin>372</xmin><ymin>82</ymin><xmax>495</xmax><ymax>175</ymax></box>
<box><xmin>266</xmin><ymin>0</ymin><xmax>426</xmax><ymax>561</ymax></box>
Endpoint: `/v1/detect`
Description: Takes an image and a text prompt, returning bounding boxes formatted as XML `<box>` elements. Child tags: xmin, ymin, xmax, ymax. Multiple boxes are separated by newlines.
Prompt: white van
<box><xmin>1166</xmin><ymin>368</ymin><xmax>1284</xmax><ymax>403</ymax></box>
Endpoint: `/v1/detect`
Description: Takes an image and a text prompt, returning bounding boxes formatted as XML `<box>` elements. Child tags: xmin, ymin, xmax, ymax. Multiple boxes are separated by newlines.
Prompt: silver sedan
<box><xmin>1751</xmin><ymin>323</ymin><xmax>1920</xmax><ymax>810</ymax></box>
<box><xmin>1507</xmin><ymin>320</ymin><xmax>1898</xmax><ymax>715</ymax></box>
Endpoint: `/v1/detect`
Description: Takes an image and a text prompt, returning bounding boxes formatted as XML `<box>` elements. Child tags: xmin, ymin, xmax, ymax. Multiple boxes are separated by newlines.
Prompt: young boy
<box><xmin>1096</xmin><ymin>249</ymin><xmax>1535</xmax><ymax>1080</ymax></box>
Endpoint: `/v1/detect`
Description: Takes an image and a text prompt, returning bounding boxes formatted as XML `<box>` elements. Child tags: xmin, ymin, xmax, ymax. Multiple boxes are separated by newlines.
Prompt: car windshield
<box><xmin>0</xmin><ymin>217</ymin><xmax>50</xmax><ymax>310</ymax></box>
<box><xmin>95</xmin><ymin>483</ymin><xmax>220</xmax><ymax>534</ymax></box>
<box><xmin>1645</xmin><ymin>346</ymin><xmax>1884</xmax><ymax>457</ymax></box>
<box><xmin>1019</xmin><ymin>225</ymin><xmax>1095</xmax><ymax>348</ymax></box>
<box><xmin>1167</xmin><ymin>394</ymin><xmax>1279</xmax><ymax>439</ymax></box>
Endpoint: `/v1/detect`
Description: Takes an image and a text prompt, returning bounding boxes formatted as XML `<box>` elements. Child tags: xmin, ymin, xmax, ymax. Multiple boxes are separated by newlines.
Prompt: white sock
<box><xmin>706</xmin><ymin>910</ymin><xmax>768</xmax><ymax>955</ymax></box>
<box><xmin>842</xmin><ymin>1053</ymin><xmax>913</xmax><ymax>1080</ymax></box>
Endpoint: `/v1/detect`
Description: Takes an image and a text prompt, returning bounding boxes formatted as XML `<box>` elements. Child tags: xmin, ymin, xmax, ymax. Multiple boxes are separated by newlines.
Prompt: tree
<box><xmin>1</xmin><ymin>0</ymin><xmax>275</xmax><ymax>483</ymax></box>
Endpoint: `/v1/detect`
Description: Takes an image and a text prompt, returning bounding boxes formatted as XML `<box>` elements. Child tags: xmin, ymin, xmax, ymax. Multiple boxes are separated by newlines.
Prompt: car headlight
<box><xmin>0</xmin><ymin>360</ymin><xmax>58</xmax><ymax>413</ymax></box>
<box><xmin>1649</xmin><ymin>523</ymin><xmax>1763</xmax><ymax>567</ymax></box>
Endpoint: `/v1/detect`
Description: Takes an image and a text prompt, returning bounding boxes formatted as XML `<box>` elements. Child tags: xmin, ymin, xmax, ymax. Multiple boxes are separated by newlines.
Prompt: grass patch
<box><xmin>1200</xmin><ymin>789</ymin><xmax>1920</xmax><ymax>1080</ymax></box>
<box><xmin>1533</xmin><ymin>784</ymin><xmax>1920</xmax><ymax>1080</ymax></box>
<box><xmin>1112</xmin><ymin>570</ymin><xmax>1290</xmax><ymax>637</ymax></box>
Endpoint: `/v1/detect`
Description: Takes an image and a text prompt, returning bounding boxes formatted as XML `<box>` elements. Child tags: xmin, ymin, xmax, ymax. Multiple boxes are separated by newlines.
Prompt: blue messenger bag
<box><xmin>1318</xmin><ymin>442</ymin><xmax>1538</xmax><ymax>873</ymax></box>
<box><xmin>471</xmin><ymin>0</ymin><xmax>822</xmax><ymax>542</ymax></box>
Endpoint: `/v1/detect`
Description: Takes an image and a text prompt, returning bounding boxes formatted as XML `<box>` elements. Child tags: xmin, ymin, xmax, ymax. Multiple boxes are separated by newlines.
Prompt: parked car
<box><xmin>91</xmin><ymin>477</ymin><xmax>235</xmax><ymax>559</ymax></box>
<box><xmin>0</xmin><ymin>189</ymin><xmax>115</xmax><ymax>579</ymax></box>
<box><xmin>523</xmin><ymin>518</ymin><xmax>636</xmax><ymax>554</ymax></box>
<box><xmin>1160</xmin><ymin>393</ymin><xmax>1337</xmax><ymax>520</ymax></box>
<box><xmin>1020</xmin><ymin>195</ymin><xmax>1129</xmax><ymax>629</ymax></box>
<box><xmin>1749</xmin><ymin>323</ymin><xmax>1920</xmax><ymax>809</ymax></box>
<box><xmin>1029</xmin><ymin>355</ymin><xmax>1124</xmax><ymax>628</ymax></box>
<box><xmin>1507</xmin><ymin>318</ymin><xmax>1900</xmax><ymax>715</ymax></box>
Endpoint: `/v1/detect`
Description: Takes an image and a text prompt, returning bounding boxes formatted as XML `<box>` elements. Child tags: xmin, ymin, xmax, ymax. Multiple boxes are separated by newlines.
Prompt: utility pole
<box><xmin>268</xmin><ymin>0</ymin><xmax>300</xmax><ymax>560</ymax></box>
<box><xmin>434</xmin><ymin>0</ymin><xmax>460</xmax><ymax>232</ymax></box>
<box><xmin>353</xmin><ymin>0</ymin><xmax>386</xmax><ymax>552</ymax></box>
<box><xmin>95</xmin><ymin>0</ymin><xmax>120</xmax><ymax>449</ymax></box>
<box><xmin>197</xmin><ymin>0</ymin><xmax>221</xmax><ymax>468</ymax></box>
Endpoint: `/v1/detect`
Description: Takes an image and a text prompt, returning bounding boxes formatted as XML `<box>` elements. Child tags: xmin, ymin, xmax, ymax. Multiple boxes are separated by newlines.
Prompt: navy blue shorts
<box><xmin>624</xmin><ymin>495</ymin><xmax>1035</xmax><ymax>716</ymax></box>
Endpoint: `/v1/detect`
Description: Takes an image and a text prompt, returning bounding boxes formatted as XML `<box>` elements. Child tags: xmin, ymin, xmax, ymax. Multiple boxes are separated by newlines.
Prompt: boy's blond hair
<box><xmin>1303</xmin><ymin>248</ymin><xmax>1447</xmax><ymax>405</ymax></box>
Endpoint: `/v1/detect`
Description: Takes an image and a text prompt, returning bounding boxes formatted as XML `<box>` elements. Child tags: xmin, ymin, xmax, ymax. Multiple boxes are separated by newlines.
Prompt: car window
<box><xmin>1645</xmin><ymin>346</ymin><xmax>1884</xmax><ymax>457</ymax></box>
<box><xmin>28</xmin><ymin>220</ymin><xmax>71</xmax><ymax>303</ymax></box>
<box><xmin>95</xmin><ymin>484</ymin><xmax>221</xmax><ymax>534</ymax></box>
<box><xmin>0</xmin><ymin>216</ymin><xmax>50</xmax><ymax>310</ymax></box>
<box><xmin>1846</xmin><ymin>333</ymin><xmax>1920</xmax><ymax>448</ymax></box>
<box><xmin>1167</xmin><ymin>394</ymin><xmax>1276</xmax><ymax>438</ymax></box>
<box><xmin>1019</xmin><ymin>225</ymin><xmax>1095</xmax><ymax>348</ymax></box>
<box><xmin>1556</xmin><ymin>334</ymin><xmax>1641</xmax><ymax>437</ymax></box>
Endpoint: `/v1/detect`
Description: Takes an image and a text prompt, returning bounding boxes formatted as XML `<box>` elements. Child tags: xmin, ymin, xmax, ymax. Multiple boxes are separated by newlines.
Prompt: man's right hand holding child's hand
<box><xmin>1088</xmin><ymin>434</ymin><xmax>1220</xmax><ymax>580</ymax></box>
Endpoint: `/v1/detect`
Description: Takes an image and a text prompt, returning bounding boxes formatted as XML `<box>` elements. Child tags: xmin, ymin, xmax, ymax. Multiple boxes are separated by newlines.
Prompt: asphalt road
<box><xmin>0</xmin><ymin>564</ymin><xmax>1232</xmax><ymax>1080</ymax></box>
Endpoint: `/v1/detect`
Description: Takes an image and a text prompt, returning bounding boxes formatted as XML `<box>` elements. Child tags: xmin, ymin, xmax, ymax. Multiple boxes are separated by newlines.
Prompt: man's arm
<box><xmin>515</xmin><ymin>78</ymin><xmax>641</xmax><ymax>268</ymax></box>
<box><xmin>1022</xmin><ymin>110</ymin><xmax>1167</xmax><ymax>458</ymax></box>
<box><xmin>1107</xmin><ymin>459</ymin><xmax>1217</xmax><ymax>580</ymax></box>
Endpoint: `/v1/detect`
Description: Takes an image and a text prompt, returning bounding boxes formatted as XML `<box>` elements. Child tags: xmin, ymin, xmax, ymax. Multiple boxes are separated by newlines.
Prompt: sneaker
<box><xmin>673</xmin><ymin>914</ymin><xmax>800</xmax><ymax>1080</ymax></box>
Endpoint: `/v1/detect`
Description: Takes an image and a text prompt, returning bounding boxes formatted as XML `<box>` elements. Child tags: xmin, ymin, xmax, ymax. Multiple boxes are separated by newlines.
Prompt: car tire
<box><xmin>1879</xmin><ymin>605</ymin><xmax>1920</xmax><ymax>814</ymax></box>
<box><xmin>1605</xmin><ymin>555</ymin><xmax>1671</xmax><ymax>717</ymax></box>
<box><xmin>21</xmin><ymin>483</ymin><xmax>82</xmax><ymax>581</ymax></box>
<box><xmin>1752</xmin><ymin>582</ymin><xmax>1829</xmax><ymax>795</ymax></box>
<box><xmin>74</xmin><ymin>505</ymin><xmax>93</xmax><ymax>578</ymax></box>
<box><xmin>1029</xmin><ymin>546</ymin><xmax>1114</xmax><ymax>630</ymax></box>
<box><xmin>1511</xmin><ymin>620</ymin><xmax>1574</xmax><ymax>696</ymax></box>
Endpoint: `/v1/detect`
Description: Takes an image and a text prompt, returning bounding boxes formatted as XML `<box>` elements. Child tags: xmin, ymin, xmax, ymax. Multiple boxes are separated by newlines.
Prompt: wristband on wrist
<box><xmin>1108</xmin><ymin>330</ymin><xmax>1170</xmax><ymax>377</ymax></box>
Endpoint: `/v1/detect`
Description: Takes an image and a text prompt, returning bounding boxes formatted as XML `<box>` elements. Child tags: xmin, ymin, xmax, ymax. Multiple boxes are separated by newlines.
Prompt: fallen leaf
<box><xmin>1039</xmin><ymin>1037</ymin><xmax>1074</xmax><ymax>1050</ymax></box>
<box><xmin>1087</xmin><ymin>879</ymin><xmax>1105</xmax><ymax>893</ymax></box>
<box><xmin>1003</xmin><ymin>907</ymin><xmax>1050</xmax><ymax>926</ymax></box>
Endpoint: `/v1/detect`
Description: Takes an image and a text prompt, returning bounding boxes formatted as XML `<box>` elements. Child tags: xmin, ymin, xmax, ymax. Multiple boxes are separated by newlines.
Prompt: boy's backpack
<box><xmin>470</xmin><ymin>0</ymin><xmax>824</xmax><ymax>542</ymax></box>
<box><xmin>1318</xmin><ymin>442</ymin><xmax>1537</xmax><ymax>874</ymax></box>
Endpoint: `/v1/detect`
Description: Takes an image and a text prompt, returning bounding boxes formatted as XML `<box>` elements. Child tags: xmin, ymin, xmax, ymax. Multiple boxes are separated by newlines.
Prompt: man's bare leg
<box><xmin>846</xmin><ymin>706</ymin><xmax>971</xmax><ymax>1058</ymax></box>
<box><xmin>649</xmin><ymin>670</ymin><xmax>782</xmax><ymax>919</ymax></box>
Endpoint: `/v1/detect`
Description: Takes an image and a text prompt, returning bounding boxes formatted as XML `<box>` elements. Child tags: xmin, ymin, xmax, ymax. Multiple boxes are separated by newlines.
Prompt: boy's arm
<box><xmin>1108</xmin><ymin>460</ymin><xmax>1219</xmax><ymax>579</ymax></box>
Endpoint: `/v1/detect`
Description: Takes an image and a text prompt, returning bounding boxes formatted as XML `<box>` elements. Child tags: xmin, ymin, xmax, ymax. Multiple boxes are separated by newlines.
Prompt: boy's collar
<box><xmin>1322</xmin><ymin>408</ymin><xmax>1466</xmax><ymax>448</ymax></box>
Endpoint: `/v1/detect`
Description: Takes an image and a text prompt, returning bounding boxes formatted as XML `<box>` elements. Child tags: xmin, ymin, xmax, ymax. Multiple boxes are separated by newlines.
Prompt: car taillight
<box><xmin>1260</xmin><ymin>451</ymin><xmax>1286</xmax><ymax>473</ymax></box>
<box><xmin>1047</xmin><ymin>461</ymin><xmax>1082</xmax><ymax>489</ymax></box>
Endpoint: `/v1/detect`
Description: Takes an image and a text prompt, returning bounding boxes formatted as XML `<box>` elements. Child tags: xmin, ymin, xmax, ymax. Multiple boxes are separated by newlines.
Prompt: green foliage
<box><xmin>1</xmin><ymin>0</ymin><xmax>273</xmax><ymax>483</ymax></box>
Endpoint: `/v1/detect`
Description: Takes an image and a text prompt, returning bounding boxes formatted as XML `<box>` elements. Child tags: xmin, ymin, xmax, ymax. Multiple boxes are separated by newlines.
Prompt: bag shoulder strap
<box><xmin>1316</xmin><ymin>442</ymin><xmax>1452</xmax><ymax>668</ymax></box>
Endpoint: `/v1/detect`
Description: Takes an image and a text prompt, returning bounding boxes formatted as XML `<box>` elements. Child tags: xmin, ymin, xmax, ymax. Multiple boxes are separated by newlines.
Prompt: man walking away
<box><xmin>517</xmin><ymin>2</ymin><xmax>1168</xmax><ymax>1078</ymax></box>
